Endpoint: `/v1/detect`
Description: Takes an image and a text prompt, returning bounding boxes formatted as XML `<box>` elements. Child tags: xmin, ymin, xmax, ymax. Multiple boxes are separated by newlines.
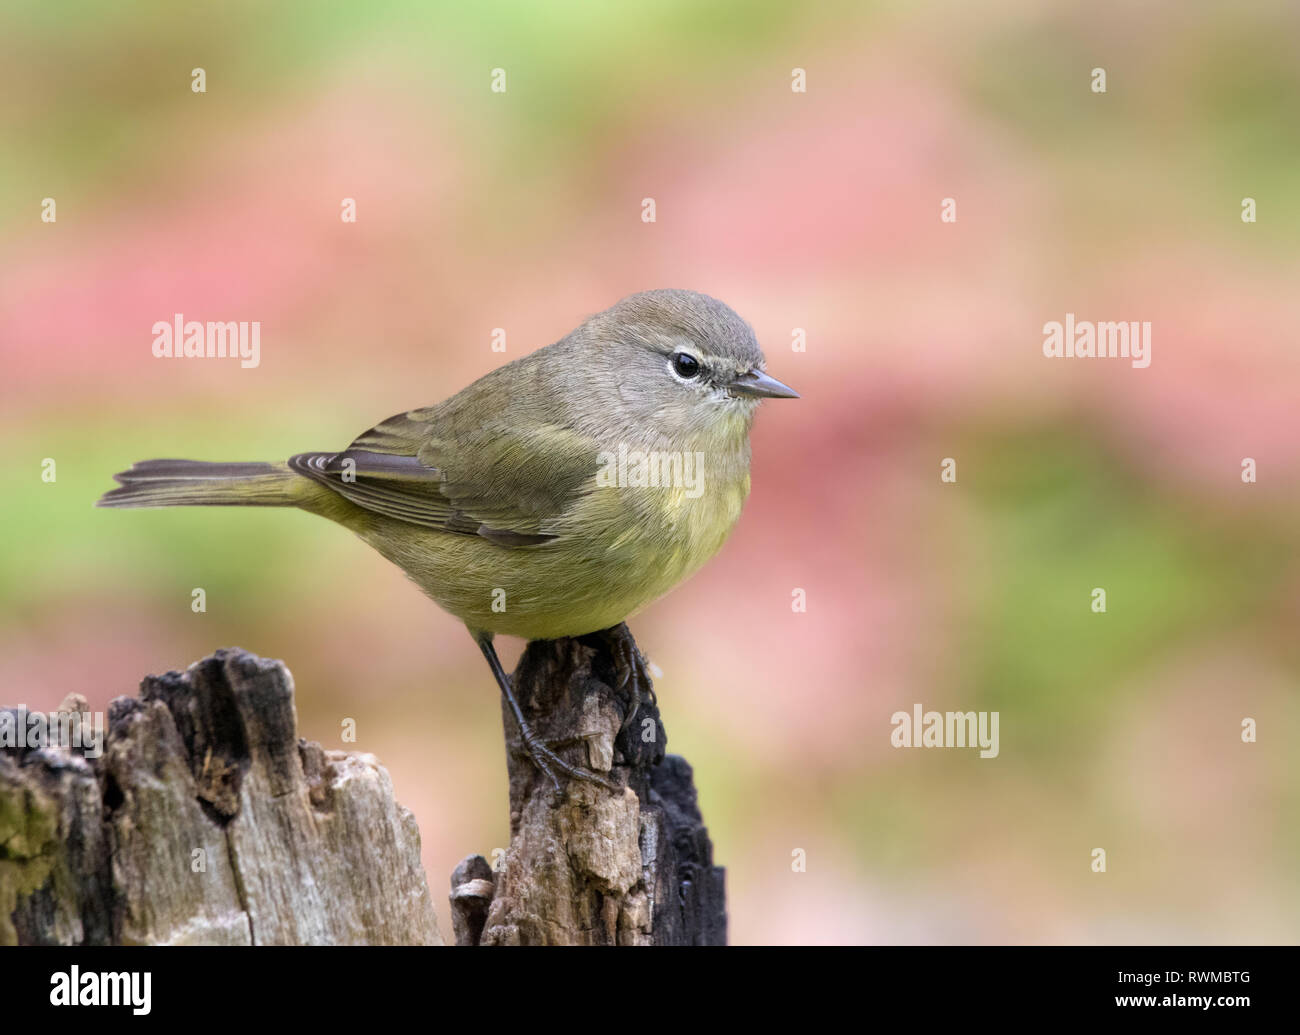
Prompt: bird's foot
<box><xmin>517</xmin><ymin>725</ymin><xmax>620</xmax><ymax>794</ymax></box>
<box><xmin>475</xmin><ymin>630</ymin><xmax>620</xmax><ymax>794</ymax></box>
<box><xmin>598</xmin><ymin>623</ymin><xmax>656</xmax><ymax>730</ymax></box>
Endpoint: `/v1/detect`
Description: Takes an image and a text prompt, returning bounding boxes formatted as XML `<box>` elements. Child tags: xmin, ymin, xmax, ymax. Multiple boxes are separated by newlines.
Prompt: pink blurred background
<box><xmin>3</xmin><ymin>1</ymin><xmax>1298</xmax><ymax>943</ymax></box>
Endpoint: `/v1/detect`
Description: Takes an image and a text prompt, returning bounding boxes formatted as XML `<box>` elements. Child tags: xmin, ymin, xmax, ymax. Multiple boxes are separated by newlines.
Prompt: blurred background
<box><xmin>3</xmin><ymin>0</ymin><xmax>1298</xmax><ymax>943</ymax></box>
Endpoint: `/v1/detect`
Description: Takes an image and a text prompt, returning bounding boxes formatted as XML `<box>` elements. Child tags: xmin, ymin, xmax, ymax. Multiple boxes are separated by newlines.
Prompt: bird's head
<box><xmin>572</xmin><ymin>289</ymin><xmax>798</xmax><ymax>447</ymax></box>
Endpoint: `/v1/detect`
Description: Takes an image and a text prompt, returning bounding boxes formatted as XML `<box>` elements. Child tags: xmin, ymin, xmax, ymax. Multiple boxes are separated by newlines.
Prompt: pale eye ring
<box><xmin>671</xmin><ymin>351</ymin><xmax>701</xmax><ymax>379</ymax></box>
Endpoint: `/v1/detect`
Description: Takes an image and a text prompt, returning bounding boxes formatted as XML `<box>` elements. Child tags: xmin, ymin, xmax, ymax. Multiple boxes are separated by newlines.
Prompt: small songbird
<box><xmin>99</xmin><ymin>289</ymin><xmax>798</xmax><ymax>788</ymax></box>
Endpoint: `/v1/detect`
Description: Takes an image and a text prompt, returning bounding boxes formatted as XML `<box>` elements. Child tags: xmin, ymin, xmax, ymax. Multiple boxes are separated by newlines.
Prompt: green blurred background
<box><xmin>3</xmin><ymin>0</ymin><xmax>1298</xmax><ymax>943</ymax></box>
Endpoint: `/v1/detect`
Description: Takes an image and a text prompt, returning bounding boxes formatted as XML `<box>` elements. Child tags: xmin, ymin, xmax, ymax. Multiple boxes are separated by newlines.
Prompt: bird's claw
<box><xmin>599</xmin><ymin>624</ymin><xmax>655</xmax><ymax>731</ymax></box>
<box><xmin>519</xmin><ymin>733</ymin><xmax>619</xmax><ymax>793</ymax></box>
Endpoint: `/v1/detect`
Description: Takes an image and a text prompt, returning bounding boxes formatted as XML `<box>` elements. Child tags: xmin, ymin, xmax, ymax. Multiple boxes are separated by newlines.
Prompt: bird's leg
<box><xmin>474</xmin><ymin>632</ymin><xmax>618</xmax><ymax>792</ymax></box>
<box><xmin>597</xmin><ymin>622</ymin><xmax>656</xmax><ymax>730</ymax></box>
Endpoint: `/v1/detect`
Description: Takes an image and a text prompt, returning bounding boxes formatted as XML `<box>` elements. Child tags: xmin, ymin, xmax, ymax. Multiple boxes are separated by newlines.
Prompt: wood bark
<box><xmin>2</xmin><ymin>631</ymin><xmax>726</xmax><ymax>946</ymax></box>
<box><xmin>451</xmin><ymin>626</ymin><xmax>727</xmax><ymax>946</ymax></box>
<box><xmin>0</xmin><ymin>649</ymin><xmax>441</xmax><ymax>945</ymax></box>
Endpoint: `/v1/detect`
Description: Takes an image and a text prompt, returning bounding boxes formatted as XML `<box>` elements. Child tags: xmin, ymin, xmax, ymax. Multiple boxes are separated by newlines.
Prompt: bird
<box><xmin>99</xmin><ymin>289</ymin><xmax>798</xmax><ymax>789</ymax></box>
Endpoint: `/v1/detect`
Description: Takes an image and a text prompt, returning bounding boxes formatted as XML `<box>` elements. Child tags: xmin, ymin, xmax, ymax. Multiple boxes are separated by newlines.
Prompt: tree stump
<box><xmin>0</xmin><ymin>649</ymin><xmax>441</xmax><ymax>945</ymax></box>
<box><xmin>2</xmin><ymin>632</ymin><xmax>726</xmax><ymax>946</ymax></box>
<box><xmin>450</xmin><ymin>626</ymin><xmax>727</xmax><ymax>946</ymax></box>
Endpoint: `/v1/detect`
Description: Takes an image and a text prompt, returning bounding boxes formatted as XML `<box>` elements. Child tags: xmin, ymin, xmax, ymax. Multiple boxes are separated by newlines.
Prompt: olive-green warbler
<box><xmin>100</xmin><ymin>289</ymin><xmax>798</xmax><ymax>788</ymax></box>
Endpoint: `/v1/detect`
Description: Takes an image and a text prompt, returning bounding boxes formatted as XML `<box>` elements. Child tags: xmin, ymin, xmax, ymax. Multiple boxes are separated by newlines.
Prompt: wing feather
<box><xmin>289</xmin><ymin>404</ymin><xmax>600</xmax><ymax>546</ymax></box>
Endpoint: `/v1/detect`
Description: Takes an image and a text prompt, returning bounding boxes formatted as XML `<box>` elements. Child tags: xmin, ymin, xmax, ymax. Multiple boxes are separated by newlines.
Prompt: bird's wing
<box><xmin>289</xmin><ymin>408</ymin><xmax>600</xmax><ymax>546</ymax></box>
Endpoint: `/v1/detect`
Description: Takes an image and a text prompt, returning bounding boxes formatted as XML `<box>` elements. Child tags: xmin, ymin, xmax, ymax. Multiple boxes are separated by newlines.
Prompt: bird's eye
<box><xmin>672</xmin><ymin>352</ymin><xmax>701</xmax><ymax>379</ymax></box>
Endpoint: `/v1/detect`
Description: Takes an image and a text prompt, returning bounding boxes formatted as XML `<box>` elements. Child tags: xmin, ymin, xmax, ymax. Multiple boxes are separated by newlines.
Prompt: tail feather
<box><xmin>97</xmin><ymin>459</ymin><xmax>303</xmax><ymax>508</ymax></box>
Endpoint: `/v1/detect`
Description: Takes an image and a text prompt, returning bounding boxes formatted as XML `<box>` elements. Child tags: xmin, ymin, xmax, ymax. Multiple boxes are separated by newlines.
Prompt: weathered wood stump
<box><xmin>2</xmin><ymin>632</ymin><xmax>726</xmax><ymax>946</ymax></box>
<box><xmin>0</xmin><ymin>649</ymin><xmax>441</xmax><ymax>945</ymax></box>
<box><xmin>450</xmin><ymin>627</ymin><xmax>727</xmax><ymax>946</ymax></box>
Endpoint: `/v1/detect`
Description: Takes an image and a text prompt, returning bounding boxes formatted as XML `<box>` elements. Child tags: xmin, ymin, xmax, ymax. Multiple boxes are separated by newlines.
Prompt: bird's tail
<box><xmin>97</xmin><ymin>459</ymin><xmax>306</xmax><ymax>509</ymax></box>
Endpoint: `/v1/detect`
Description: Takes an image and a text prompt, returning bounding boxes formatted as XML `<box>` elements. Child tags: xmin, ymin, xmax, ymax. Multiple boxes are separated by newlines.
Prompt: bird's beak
<box><xmin>726</xmin><ymin>369</ymin><xmax>800</xmax><ymax>399</ymax></box>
